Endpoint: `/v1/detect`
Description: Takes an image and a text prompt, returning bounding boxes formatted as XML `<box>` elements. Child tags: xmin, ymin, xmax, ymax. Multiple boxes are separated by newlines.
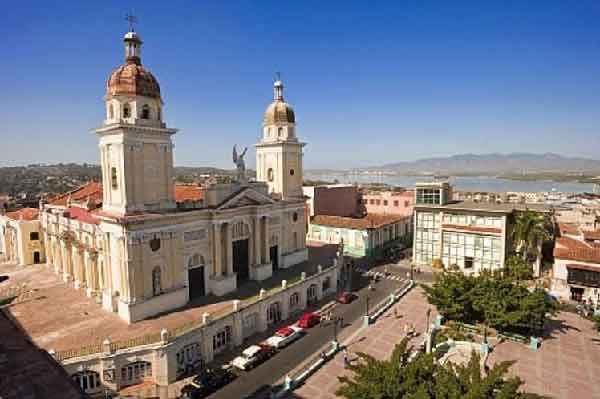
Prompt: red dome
<box><xmin>106</xmin><ymin>61</ymin><xmax>161</xmax><ymax>100</ymax></box>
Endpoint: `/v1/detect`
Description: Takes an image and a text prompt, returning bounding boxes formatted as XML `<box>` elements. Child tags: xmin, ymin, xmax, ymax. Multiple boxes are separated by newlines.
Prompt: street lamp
<box><xmin>426</xmin><ymin>308</ymin><xmax>431</xmax><ymax>333</ymax></box>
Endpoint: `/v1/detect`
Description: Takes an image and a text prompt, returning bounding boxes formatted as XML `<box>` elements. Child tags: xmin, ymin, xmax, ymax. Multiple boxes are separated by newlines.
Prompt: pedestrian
<box><xmin>404</xmin><ymin>323</ymin><xmax>409</xmax><ymax>335</ymax></box>
<box><xmin>342</xmin><ymin>348</ymin><xmax>349</xmax><ymax>367</ymax></box>
<box><xmin>393</xmin><ymin>307</ymin><xmax>399</xmax><ymax>319</ymax></box>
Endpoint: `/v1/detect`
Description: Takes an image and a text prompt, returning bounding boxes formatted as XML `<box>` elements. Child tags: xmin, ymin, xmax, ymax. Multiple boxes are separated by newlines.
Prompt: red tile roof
<box><xmin>5</xmin><ymin>208</ymin><xmax>39</xmax><ymax>221</ymax></box>
<box><xmin>174</xmin><ymin>185</ymin><xmax>204</xmax><ymax>202</ymax></box>
<box><xmin>48</xmin><ymin>182</ymin><xmax>103</xmax><ymax>207</ymax></box>
<box><xmin>554</xmin><ymin>236</ymin><xmax>600</xmax><ymax>264</ymax></box>
<box><xmin>558</xmin><ymin>223</ymin><xmax>581</xmax><ymax>236</ymax></box>
<box><xmin>312</xmin><ymin>214</ymin><xmax>407</xmax><ymax>230</ymax></box>
<box><xmin>49</xmin><ymin>182</ymin><xmax>205</xmax><ymax>208</ymax></box>
<box><xmin>583</xmin><ymin>230</ymin><xmax>600</xmax><ymax>241</ymax></box>
<box><xmin>64</xmin><ymin>207</ymin><xmax>101</xmax><ymax>225</ymax></box>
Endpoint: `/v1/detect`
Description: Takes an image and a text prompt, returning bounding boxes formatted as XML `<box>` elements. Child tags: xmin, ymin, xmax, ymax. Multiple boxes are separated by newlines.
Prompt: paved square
<box><xmin>290</xmin><ymin>287</ymin><xmax>600</xmax><ymax>399</ymax></box>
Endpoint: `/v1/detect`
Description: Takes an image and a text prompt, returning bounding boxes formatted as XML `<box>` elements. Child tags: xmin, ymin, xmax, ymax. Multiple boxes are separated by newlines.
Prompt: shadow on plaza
<box><xmin>541</xmin><ymin>316</ymin><xmax>581</xmax><ymax>341</ymax></box>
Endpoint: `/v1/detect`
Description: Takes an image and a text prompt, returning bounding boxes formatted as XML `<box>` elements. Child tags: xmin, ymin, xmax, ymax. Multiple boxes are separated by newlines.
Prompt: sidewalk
<box><xmin>284</xmin><ymin>287</ymin><xmax>437</xmax><ymax>399</ymax></box>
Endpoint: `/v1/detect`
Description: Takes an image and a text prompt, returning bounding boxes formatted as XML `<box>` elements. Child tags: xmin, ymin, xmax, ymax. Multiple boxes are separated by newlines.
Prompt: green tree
<box><xmin>511</xmin><ymin>210</ymin><xmax>552</xmax><ymax>262</ymax></box>
<box><xmin>422</xmin><ymin>272</ymin><xmax>478</xmax><ymax>323</ymax></box>
<box><xmin>336</xmin><ymin>338</ymin><xmax>549</xmax><ymax>399</ymax></box>
<box><xmin>504</xmin><ymin>256</ymin><xmax>533</xmax><ymax>283</ymax></box>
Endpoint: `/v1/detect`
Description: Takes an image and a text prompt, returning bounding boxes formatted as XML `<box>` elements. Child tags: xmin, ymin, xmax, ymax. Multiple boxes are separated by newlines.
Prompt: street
<box><xmin>207</xmin><ymin>272</ymin><xmax>406</xmax><ymax>399</ymax></box>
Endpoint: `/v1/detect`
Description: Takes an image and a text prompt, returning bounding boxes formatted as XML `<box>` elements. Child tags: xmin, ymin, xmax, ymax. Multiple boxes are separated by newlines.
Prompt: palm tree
<box><xmin>511</xmin><ymin>209</ymin><xmax>552</xmax><ymax>263</ymax></box>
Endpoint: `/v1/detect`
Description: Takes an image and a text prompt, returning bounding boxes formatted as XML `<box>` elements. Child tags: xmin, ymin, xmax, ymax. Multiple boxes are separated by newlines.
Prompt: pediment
<box><xmin>217</xmin><ymin>187</ymin><xmax>275</xmax><ymax>210</ymax></box>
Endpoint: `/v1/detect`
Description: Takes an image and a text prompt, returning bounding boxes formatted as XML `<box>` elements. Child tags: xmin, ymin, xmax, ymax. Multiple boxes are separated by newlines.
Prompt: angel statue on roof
<box><xmin>232</xmin><ymin>144</ymin><xmax>248</xmax><ymax>182</ymax></box>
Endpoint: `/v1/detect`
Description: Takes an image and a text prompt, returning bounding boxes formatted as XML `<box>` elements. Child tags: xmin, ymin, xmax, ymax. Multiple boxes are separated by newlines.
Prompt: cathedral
<box><xmin>40</xmin><ymin>27</ymin><xmax>308</xmax><ymax>323</ymax></box>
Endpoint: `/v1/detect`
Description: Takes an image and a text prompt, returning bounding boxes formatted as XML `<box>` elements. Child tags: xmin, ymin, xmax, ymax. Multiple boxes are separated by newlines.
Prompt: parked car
<box><xmin>265</xmin><ymin>325</ymin><xmax>304</xmax><ymax>349</ymax></box>
<box><xmin>336</xmin><ymin>292</ymin><xmax>357</xmax><ymax>304</ymax></box>
<box><xmin>232</xmin><ymin>344</ymin><xmax>276</xmax><ymax>370</ymax></box>
<box><xmin>297</xmin><ymin>312</ymin><xmax>320</xmax><ymax>328</ymax></box>
<box><xmin>180</xmin><ymin>366</ymin><xmax>236</xmax><ymax>398</ymax></box>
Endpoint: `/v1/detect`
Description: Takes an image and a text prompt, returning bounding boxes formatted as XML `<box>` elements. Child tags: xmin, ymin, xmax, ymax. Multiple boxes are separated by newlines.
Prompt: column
<box><xmin>263</xmin><ymin>217</ymin><xmax>270</xmax><ymax>264</ymax></box>
<box><xmin>61</xmin><ymin>242</ymin><xmax>72</xmax><ymax>281</ymax></box>
<box><xmin>53</xmin><ymin>238</ymin><xmax>62</xmax><ymax>273</ymax></box>
<box><xmin>73</xmin><ymin>245</ymin><xmax>83</xmax><ymax>289</ymax></box>
<box><xmin>213</xmin><ymin>224</ymin><xmax>222</xmax><ymax>277</ymax></box>
<box><xmin>253</xmin><ymin>218</ymin><xmax>261</xmax><ymax>265</ymax></box>
<box><xmin>225</xmin><ymin>223</ymin><xmax>233</xmax><ymax>275</ymax></box>
<box><xmin>84</xmin><ymin>251</ymin><xmax>93</xmax><ymax>295</ymax></box>
<box><xmin>44</xmin><ymin>233</ymin><xmax>52</xmax><ymax>267</ymax></box>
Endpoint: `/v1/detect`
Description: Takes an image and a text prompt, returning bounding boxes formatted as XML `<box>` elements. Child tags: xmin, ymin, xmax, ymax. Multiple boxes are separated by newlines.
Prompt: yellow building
<box><xmin>0</xmin><ymin>208</ymin><xmax>45</xmax><ymax>265</ymax></box>
<box><xmin>39</xmin><ymin>26</ymin><xmax>309</xmax><ymax>324</ymax></box>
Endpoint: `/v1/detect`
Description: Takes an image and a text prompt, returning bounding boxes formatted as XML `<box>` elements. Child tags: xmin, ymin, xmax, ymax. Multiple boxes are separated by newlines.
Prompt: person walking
<box><xmin>342</xmin><ymin>348</ymin><xmax>349</xmax><ymax>368</ymax></box>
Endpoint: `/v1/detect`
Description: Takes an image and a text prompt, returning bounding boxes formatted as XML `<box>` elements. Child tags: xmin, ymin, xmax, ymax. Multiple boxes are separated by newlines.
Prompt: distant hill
<box><xmin>375</xmin><ymin>153</ymin><xmax>600</xmax><ymax>175</ymax></box>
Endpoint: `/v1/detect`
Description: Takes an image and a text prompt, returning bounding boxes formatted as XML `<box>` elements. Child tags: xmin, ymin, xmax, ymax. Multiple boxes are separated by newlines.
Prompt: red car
<box><xmin>336</xmin><ymin>292</ymin><xmax>357</xmax><ymax>304</ymax></box>
<box><xmin>297</xmin><ymin>312</ymin><xmax>320</xmax><ymax>328</ymax></box>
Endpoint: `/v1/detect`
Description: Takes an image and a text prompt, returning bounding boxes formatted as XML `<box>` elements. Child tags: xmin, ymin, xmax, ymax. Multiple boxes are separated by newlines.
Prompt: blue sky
<box><xmin>1</xmin><ymin>1</ymin><xmax>600</xmax><ymax>169</ymax></box>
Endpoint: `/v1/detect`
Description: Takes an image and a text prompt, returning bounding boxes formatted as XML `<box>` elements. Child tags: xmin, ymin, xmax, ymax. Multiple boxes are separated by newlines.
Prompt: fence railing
<box><xmin>54</xmin><ymin>263</ymin><xmax>338</xmax><ymax>362</ymax></box>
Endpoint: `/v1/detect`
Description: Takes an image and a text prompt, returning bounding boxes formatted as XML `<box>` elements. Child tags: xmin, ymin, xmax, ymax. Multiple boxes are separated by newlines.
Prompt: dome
<box><xmin>263</xmin><ymin>100</ymin><xmax>295</xmax><ymax>125</ymax></box>
<box><xmin>106</xmin><ymin>62</ymin><xmax>161</xmax><ymax>100</ymax></box>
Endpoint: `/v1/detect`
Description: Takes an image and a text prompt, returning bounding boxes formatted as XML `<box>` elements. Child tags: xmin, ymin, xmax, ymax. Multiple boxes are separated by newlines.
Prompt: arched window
<box><xmin>278</xmin><ymin>127</ymin><xmax>283</xmax><ymax>137</ymax></box>
<box><xmin>150</xmin><ymin>236</ymin><xmax>161</xmax><ymax>252</ymax></box>
<box><xmin>267</xmin><ymin>168</ymin><xmax>274</xmax><ymax>182</ymax></box>
<box><xmin>141</xmin><ymin>105</ymin><xmax>150</xmax><ymax>119</ymax></box>
<box><xmin>111</xmin><ymin>167</ymin><xmax>118</xmax><ymax>189</ymax></box>
<box><xmin>152</xmin><ymin>267</ymin><xmax>162</xmax><ymax>296</ymax></box>
<box><xmin>123</xmin><ymin>104</ymin><xmax>131</xmax><ymax>118</ymax></box>
<box><xmin>108</xmin><ymin>104</ymin><xmax>114</xmax><ymax>119</ymax></box>
<box><xmin>290</xmin><ymin>169</ymin><xmax>295</xmax><ymax>176</ymax></box>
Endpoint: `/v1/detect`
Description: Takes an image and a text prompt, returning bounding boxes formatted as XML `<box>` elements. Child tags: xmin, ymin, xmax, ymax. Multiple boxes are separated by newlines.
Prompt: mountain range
<box><xmin>367</xmin><ymin>153</ymin><xmax>600</xmax><ymax>175</ymax></box>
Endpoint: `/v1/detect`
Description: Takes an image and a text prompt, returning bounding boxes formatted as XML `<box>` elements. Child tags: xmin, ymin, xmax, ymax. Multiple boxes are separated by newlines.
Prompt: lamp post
<box><xmin>366</xmin><ymin>296</ymin><xmax>370</xmax><ymax>317</ymax></box>
<box><xmin>426</xmin><ymin>308</ymin><xmax>431</xmax><ymax>333</ymax></box>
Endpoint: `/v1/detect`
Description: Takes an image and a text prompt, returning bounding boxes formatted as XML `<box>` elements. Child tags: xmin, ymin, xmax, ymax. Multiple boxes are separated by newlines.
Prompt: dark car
<box><xmin>336</xmin><ymin>292</ymin><xmax>357</xmax><ymax>304</ymax></box>
<box><xmin>180</xmin><ymin>366</ymin><xmax>236</xmax><ymax>398</ymax></box>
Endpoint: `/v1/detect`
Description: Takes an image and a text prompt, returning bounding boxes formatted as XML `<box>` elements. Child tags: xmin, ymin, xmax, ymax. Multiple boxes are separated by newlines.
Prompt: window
<box><xmin>464</xmin><ymin>256</ymin><xmax>473</xmax><ymax>269</ymax></box>
<box><xmin>29</xmin><ymin>232</ymin><xmax>39</xmax><ymax>241</ymax></box>
<box><xmin>369</xmin><ymin>199</ymin><xmax>375</xmax><ymax>205</ymax></box>
<box><xmin>150</xmin><ymin>236</ymin><xmax>160</xmax><ymax>252</ymax></box>
<box><xmin>416</xmin><ymin>188</ymin><xmax>441</xmax><ymax>205</ymax></box>
<box><xmin>152</xmin><ymin>267</ymin><xmax>162</xmax><ymax>296</ymax></box>
<box><xmin>322</xmin><ymin>277</ymin><xmax>331</xmax><ymax>292</ymax></box>
<box><xmin>289</xmin><ymin>292</ymin><xmax>300</xmax><ymax>308</ymax></box>
<box><xmin>394</xmin><ymin>200</ymin><xmax>399</xmax><ymax>207</ymax></box>
<box><xmin>404</xmin><ymin>200</ymin><xmax>410</xmax><ymax>207</ymax></box>
<box><xmin>290</xmin><ymin>169</ymin><xmax>295</xmax><ymax>176</ymax></box>
<box><xmin>111</xmin><ymin>167</ymin><xmax>118</xmax><ymax>189</ymax></box>
<box><xmin>109</xmin><ymin>104</ymin><xmax>114</xmax><ymax>119</ymax></box>
<box><xmin>141</xmin><ymin>105</ymin><xmax>150</xmax><ymax>119</ymax></box>
<box><xmin>123</xmin><ymin>104</ymin><xmax>131</xmax><ymax>118</ymax></box>
<box><xmin>383</xmin><ymin>200</ymin><xmax>388</xmax><ymax>206</ymax></box>
<box><xmin>120</xmin><ymin>361</ymin><xmax>151</xmax><ymax>386</ymax></box>
<box><xmin>278</xmin><ymin>127</ymin><xmax>283</xmax><ymax>136</ymax></box>
<box><xmin>267</xmin><ymin>168</ymin><xmax>274</xmax><ymax>182</ymax></box>
<box><xmin>72</xmin><ymin>370</ymin><xmax>101</xmax><ymax>392</ymax></box>
<box><xmin>213</xmin><ymin>326</ymin><xmax>232</xmax><ymax>352</ymax></box>
<box><xmin>376</xmin><ymin>200</ymin><xmax>381</xmax><ymax>205</ymax></box>
<box><xmin>292</xmin><ymin>212</ymin><xmax>298</xmax><ymax>222</ymax></box>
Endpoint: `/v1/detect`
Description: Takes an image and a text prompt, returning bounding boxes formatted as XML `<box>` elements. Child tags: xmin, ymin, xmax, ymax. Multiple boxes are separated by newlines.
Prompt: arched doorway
<box><xmin>270</xmin><ymin>234</ymin><xmax>279</xmax><ymax>271</ymax></box>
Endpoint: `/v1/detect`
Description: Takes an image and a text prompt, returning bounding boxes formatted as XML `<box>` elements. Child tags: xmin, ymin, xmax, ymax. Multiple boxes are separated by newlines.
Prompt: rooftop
<box><xmin>415</xmin><ymin>200</ymin><xmax>552</xmax><ymax>214</ymax></box>
<box><xmin>554</xmin><ymin>236</ymin><xmax>600</xmax><ymax>264</ymax></box>
<box><xmin>0</xmin><ymin>242</ymin><xmax>337</xmax><ymax>354</ymax></box>
<box><xmin>311</xmin><ymin>213</ymin><xmax>408</xmax><ymax>230</ymax></box>
<box><xmin>4</xmin><ymin>207</ymin><xmax>40</xmax><ymax>221</ymax></box>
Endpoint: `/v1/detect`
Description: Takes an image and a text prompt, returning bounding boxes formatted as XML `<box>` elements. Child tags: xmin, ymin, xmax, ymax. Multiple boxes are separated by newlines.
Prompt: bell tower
<box><xmin>255</xmin><ymin>77</ymin><xmax>305</xmax><ymax>199</ymax></box>
<box><xmin>96</xmin><ymin>22</ymin><xmax>177</xmax><ymax>216</ymax></box>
